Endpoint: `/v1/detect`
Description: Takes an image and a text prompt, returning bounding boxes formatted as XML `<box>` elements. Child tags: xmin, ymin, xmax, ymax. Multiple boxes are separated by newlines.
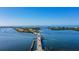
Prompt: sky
<box><xmin>0</xmin><ymin>7</ymin><xmax>79</xmax><ymax>26</ymax></box>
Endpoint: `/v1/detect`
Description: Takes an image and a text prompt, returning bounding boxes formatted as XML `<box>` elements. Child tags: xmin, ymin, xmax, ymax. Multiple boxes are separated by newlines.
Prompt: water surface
<box><xmin>0</xmin><ymin>27</ymin><xmax>79</xmax><ymax>51</ymax></box>
<box><xmin>0</xmin><ymin>28</ymin><xmax>35</xmax><ymax>51</ymax></box>
<box><xmin>41</xmin><ymin>28</ymin><xmax>79</xmax><ymax>51</ymax></box>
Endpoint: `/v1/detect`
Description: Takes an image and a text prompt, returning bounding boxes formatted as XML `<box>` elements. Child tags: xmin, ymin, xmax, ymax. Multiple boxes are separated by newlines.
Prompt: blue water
<box><xmin>0</xmin><ymin>27</ymin><xmax>79</xmax><ymax>51</ymax></box>
<box><xmin>0</xmin><ymin>28</ymin><xmax>35</xmax><ymax>51</ymax></box>
<box><xmin>41</xmin><ymin>28</ymin><xmax>79</xmax><ymax>51</ymax></box>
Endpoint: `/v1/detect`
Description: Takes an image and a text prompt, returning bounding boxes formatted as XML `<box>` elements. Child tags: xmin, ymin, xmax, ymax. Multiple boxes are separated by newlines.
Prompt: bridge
<box><xmin>30</xmin><ymin>29</ymin><xmax>43</xmax><ymax>51</ymax></box>
<box><xmin>16</xmin><ymin>28</ymin><xmax>44</xmax><ymax>51</ymax></box>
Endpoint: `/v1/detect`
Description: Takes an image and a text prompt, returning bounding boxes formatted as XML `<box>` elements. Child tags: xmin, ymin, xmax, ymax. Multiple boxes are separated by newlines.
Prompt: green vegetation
<box><xmin>16</xmin><ymin>27</ymin><xmax>40</xmax><ymax>33</ymax></box>
<box><xmin>49</xmin><ymin>27</ymin><xmax>79</xmax><ymax>31</ymax></box>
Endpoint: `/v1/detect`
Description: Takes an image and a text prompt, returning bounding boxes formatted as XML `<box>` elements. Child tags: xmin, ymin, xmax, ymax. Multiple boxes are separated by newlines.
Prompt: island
<box><xmin>48</xmin><ymin>27</ymin><xmax>79</xmax><ymax>31</ymax></box>
<box><xmin>15</xmin><ymin>27</ymin><xmax>40</xmax><ymax>33</ymax></box>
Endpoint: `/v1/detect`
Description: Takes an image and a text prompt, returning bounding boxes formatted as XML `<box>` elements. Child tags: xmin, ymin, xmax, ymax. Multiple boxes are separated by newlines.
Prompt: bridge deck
<box><xmin>33</xmin><ymin>32</ymin><xmax>43</xmax><ymax>51</ymax></box>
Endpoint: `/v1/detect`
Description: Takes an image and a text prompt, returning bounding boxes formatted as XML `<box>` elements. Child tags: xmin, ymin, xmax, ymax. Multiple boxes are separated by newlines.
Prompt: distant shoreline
<box><xmin>49</xmin><ymin>27</ymin><xmax>79</xmax><ymax>31</ymax></box>
<box><xmin>0</xmin><ymin>26</ymin><xmax>79</xmax><ymax>31</ymax></box>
